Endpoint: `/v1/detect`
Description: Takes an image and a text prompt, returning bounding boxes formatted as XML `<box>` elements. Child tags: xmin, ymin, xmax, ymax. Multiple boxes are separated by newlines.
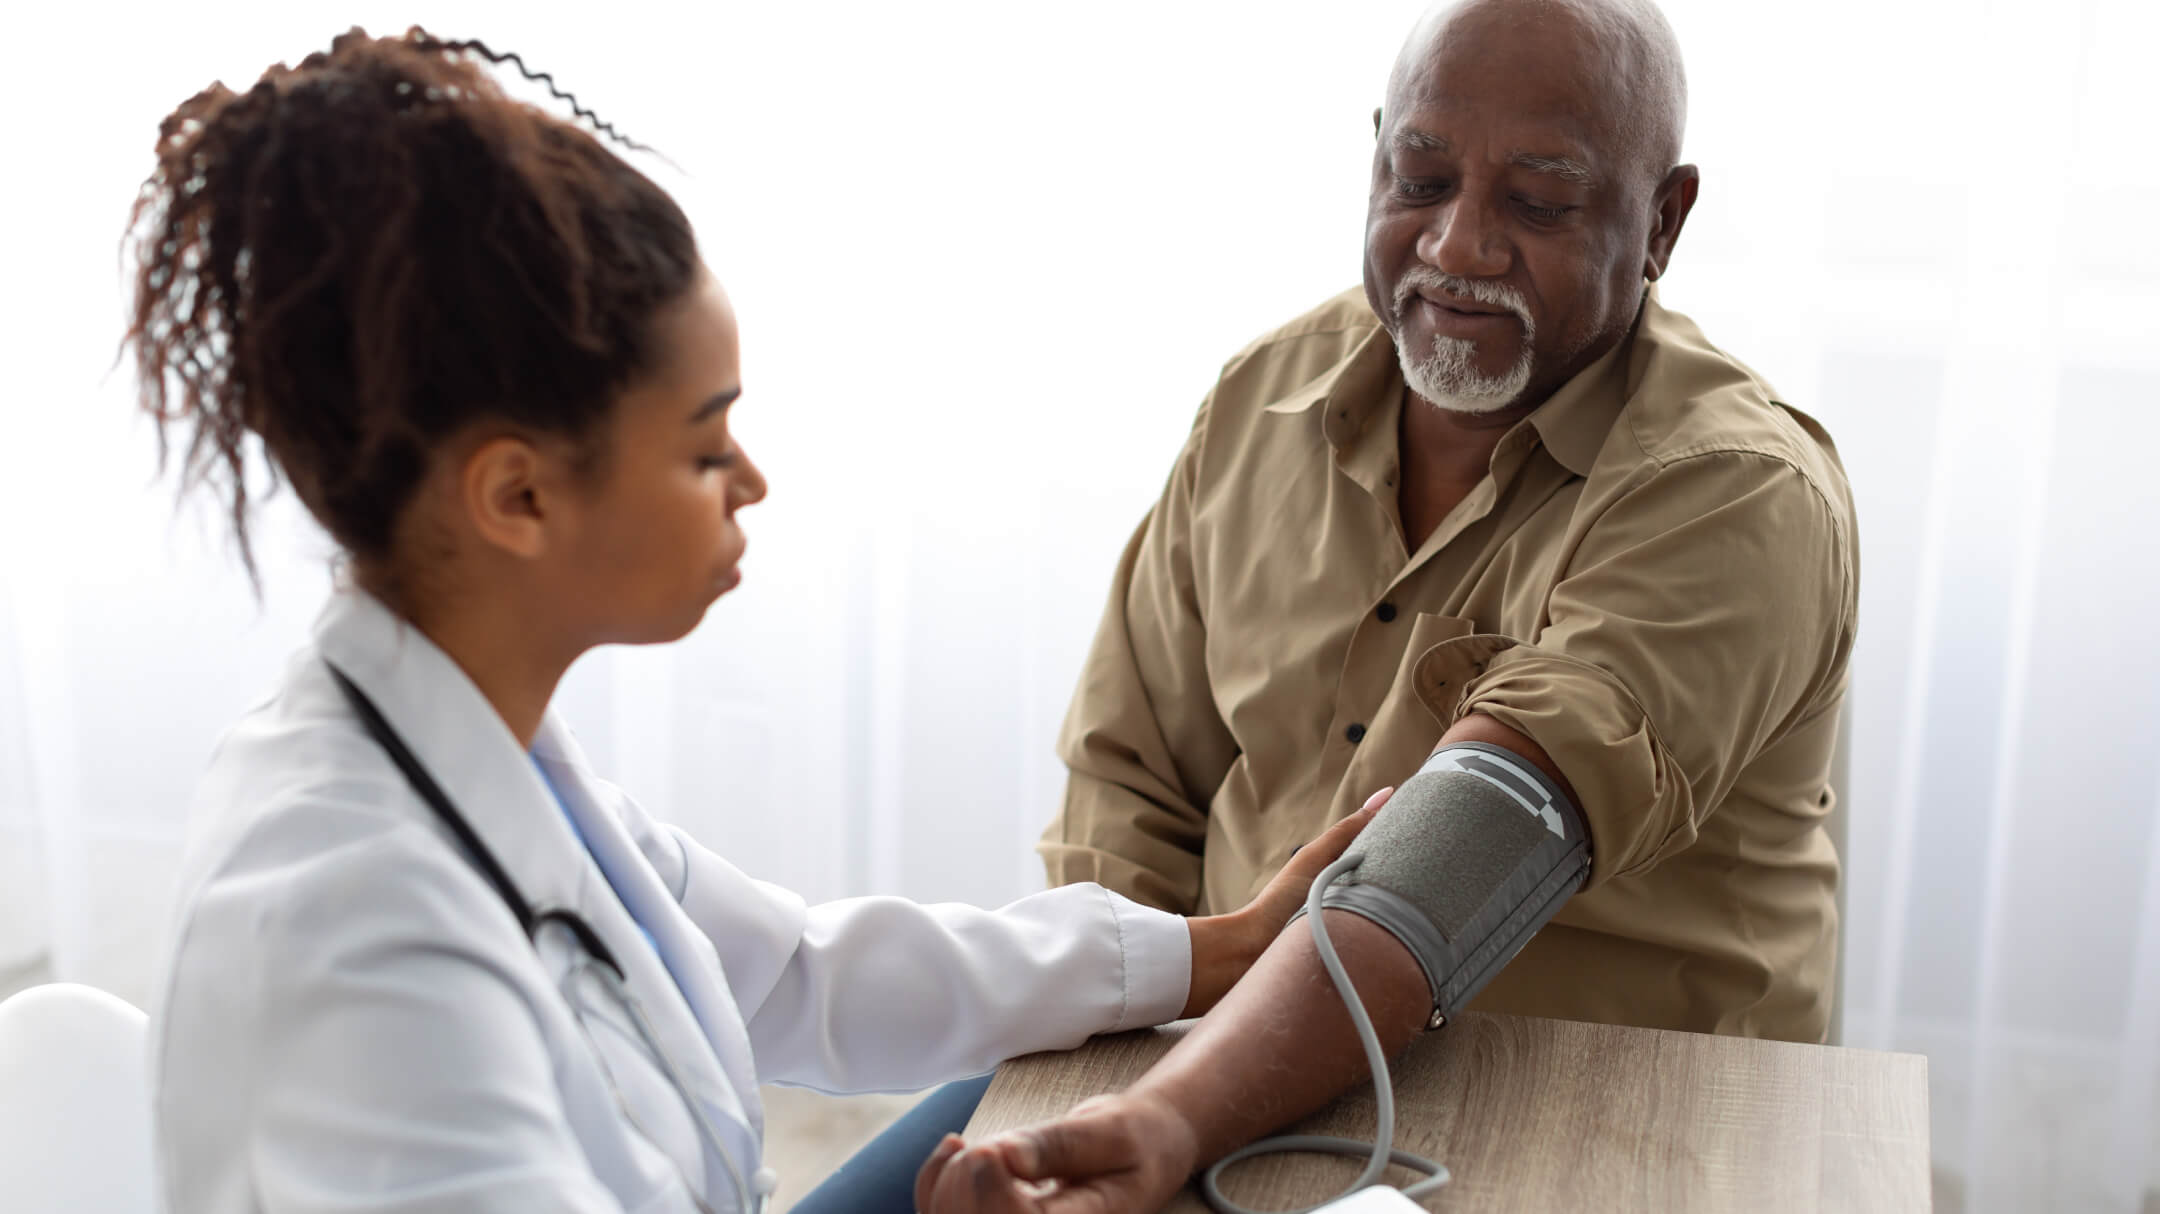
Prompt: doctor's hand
<box><xmin>1178</xmin><ymin>785</ymin><xmax>1393</xmax><ymax>1018</ymax></box>
<box><xmin>914</xmin><ymin>1092</ymin><xmax>1194</xmax><ymax>1214</ymax></box>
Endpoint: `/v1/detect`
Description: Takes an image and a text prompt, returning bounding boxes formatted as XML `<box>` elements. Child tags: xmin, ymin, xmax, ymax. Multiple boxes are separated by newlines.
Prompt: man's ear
<box><xmin>1643</xmin><ymin>164</ymin><xmax>1700</xmax><ymax>283</ymax></box>
<box><xmin>460</xmin><ymin>436</ymin><xmax>553</xmax><ymax>561</ymax></box>
<box><xmin>1372</xmin><ymin>106</ymin><xmax>1384</xmax><ymax>138</ymax></box>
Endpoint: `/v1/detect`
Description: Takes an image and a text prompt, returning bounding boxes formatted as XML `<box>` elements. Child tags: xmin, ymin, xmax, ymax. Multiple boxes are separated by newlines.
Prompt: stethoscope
<box><xmin>326</xmin><ymin>661</ymin><xmax>771</xmax><ymax>1214</ymax></box>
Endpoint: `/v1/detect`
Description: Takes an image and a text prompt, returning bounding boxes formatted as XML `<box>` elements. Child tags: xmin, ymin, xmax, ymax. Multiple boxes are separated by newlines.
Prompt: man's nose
<box><xmin>1417</xmin><ymin>194</ymin><xmax>1510</xmax><ymax>280</ymax></box>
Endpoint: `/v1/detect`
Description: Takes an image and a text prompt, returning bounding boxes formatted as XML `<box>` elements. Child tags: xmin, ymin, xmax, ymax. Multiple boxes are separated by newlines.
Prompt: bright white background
<box><xmin>2</xmin><ymin>1</ymin><xmax>2156</xmax><ymax>1209</ymax></box>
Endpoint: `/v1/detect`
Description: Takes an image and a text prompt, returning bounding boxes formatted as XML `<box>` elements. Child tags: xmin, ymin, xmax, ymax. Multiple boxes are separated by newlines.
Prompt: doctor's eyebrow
<box><xmin>690</xmin><ymin>388</ymin><xmax>741</xmax><ymax>423</ymax></box>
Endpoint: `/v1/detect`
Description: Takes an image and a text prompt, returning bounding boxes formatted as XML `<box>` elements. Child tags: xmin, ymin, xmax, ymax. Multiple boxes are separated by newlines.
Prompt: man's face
<box><xmin>1363</xmin><ymin>14</ymin><xmax>1663</xmax><ymax>413</ymax></box>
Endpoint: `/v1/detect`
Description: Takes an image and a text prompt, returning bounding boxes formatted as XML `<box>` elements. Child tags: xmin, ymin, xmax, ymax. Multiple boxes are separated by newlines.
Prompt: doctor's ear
<box><xmin>459</xmin><ymin>436</ymin><xmax>558</xmax><ymax>561</ymax></box>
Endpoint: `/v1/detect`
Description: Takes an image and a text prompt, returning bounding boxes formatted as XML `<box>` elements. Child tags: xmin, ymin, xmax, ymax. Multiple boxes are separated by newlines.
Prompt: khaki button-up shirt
<box><xmin>1041</xmin><ymin>287</ymin><xmax>1857</xmax><ymax>1042</ymax></box>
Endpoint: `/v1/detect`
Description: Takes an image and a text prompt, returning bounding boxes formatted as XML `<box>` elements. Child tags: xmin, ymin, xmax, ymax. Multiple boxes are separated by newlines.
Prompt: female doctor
<box><xmin>125</xmin><ymin>29</ymin><xmax>1387</xmax><ymax>1214</ymax></box>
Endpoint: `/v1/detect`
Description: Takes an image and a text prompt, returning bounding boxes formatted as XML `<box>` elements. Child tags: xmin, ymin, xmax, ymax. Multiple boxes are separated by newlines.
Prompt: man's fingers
<box><xmin>991</xmin><ymin>1109</ymin><xmax>1133</xmax><ymax>1182</ymax></box>
<box><xmin>1036</xmin><ymin>1181</ymin><xmax>1128</xmax><ymax>1214</ymax></box>
<box><xmin>916</xmin><ymin>1133</ymin><xmax>966</xmax><ymax>1212</ymax></box>
<box><xmin>929</xmin><ymin>1142</ymin><xmax>1034</xmax><ymax>1214</ymax></box>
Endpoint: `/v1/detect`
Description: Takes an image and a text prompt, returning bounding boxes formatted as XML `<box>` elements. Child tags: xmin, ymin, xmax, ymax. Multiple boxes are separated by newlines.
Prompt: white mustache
<box><xmin>1394</xmin><ymin>267</ymin><xmax>1533</xmax><ymax>333</ymax></box>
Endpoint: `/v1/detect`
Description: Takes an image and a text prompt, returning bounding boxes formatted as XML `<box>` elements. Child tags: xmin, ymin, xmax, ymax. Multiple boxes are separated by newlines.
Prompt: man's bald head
<box><xmin>1387</xmin><ymin>0</ymin><xmax>1688</xmax><ymax>191</ymax></box>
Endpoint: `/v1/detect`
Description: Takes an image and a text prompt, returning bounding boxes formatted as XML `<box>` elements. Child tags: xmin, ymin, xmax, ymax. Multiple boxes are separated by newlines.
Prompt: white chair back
<box><xmin>0</xmin><ymin>983</ymin><xmax>159</xmax><ymax>1213</ymax></box>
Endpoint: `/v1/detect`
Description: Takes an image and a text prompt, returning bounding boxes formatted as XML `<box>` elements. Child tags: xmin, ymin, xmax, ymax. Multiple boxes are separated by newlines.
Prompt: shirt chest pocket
<box><xmin>1339</xmin><ymin>610</ymin><xmax>1476</xmax><ymax>742</ymax></box>
<box><xmin>1323</xmin><ymin>611</ymin><xmax>1478</xmax><ymax>800</ymax></box>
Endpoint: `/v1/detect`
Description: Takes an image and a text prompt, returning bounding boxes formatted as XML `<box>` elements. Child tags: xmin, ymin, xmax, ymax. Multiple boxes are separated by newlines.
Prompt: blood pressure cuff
<box><xmin>1301</xmin><ymin>742</ymin><xmax>1590</xmax><ymax>1029</ymax></box>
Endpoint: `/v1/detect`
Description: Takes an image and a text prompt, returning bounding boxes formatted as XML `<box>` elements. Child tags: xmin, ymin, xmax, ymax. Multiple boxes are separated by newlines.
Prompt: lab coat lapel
<box><xmin>532</xmin><ymin>718</ymin><xmax>768</xmax><ymax>1142</ymax></box>
<box><xmin>311</xmin><ymin>591</ymin><xmax>595</xmax><ymax>923</ymax></box>
<box><xmin>311</xmin><ymin>592</ymin><xmax>760</xmax><ymax>1167</ymax></box>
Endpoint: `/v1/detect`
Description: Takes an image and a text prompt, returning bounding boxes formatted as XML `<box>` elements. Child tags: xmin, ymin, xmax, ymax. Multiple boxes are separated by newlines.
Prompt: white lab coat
<box><xmin>150</xmin><ymin>590</ymin><xmax>1191</xmax><ymax>1213</ymax></box>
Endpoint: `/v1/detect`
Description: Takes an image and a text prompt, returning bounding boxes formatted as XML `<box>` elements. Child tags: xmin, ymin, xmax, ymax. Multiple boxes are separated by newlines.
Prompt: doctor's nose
<box><xmin>729</xmin><ymin>446</ymin><xmax>768</xmax><ymax>511</ymax></box>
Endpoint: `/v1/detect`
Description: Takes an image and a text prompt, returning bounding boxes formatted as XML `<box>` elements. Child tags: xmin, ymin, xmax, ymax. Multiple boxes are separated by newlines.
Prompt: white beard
<box><xmin>1399</xmin><ymin>331</ymin><xmax>1535</xmax><ymax>415</ymax></box>
<box><xmin>1391</xmin><ymin>267</ymin><xmax>1538</xmax><ymax>414</ymax></box>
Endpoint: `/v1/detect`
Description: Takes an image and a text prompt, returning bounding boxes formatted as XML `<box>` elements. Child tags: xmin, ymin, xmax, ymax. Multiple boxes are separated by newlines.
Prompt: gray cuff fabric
<box><xmin>1300</xmin><ymin>742</ymin><xmax>1591</xmax><ymax>1027</ymax></box>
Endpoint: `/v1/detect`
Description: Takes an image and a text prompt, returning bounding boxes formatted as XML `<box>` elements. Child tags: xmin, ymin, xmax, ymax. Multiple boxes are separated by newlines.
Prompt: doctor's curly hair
<box><xmin>123</xmin><ymin>27</ymin><xmax>698</xmax><ymax>578</ymax></box>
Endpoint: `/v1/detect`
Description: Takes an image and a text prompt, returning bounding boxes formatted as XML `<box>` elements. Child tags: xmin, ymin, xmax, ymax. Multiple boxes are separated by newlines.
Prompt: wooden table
<box><xmin>964</xmin><ymin>1013</ymin><xmax>1930</xmax><ymax>1212</ymax></box>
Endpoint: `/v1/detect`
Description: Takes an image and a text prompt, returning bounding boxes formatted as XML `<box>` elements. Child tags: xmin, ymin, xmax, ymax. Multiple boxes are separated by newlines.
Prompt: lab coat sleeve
<box><xmin>741</xmin><ymin>884</ymin><xmax>1192</xmax><ymax>1093</ymax></box>
<box><xmin>620</xmin><ymin>795</ymin><xmax>1192</xmax><ymax>1093</ymax></box>
<box><xmin>174</xmin><ymin>814</ymin><xmax>626</xmax><ymax>1213</ymax></box>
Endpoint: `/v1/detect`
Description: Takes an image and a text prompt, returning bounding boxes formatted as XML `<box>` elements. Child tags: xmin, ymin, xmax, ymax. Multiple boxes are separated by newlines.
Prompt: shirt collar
<box><xmin>1522</xmin><ymin>305</ymin><xmax>1638</xmax><ymax>479</ymax></box>
<box><xmin>1261</xmin><ymin>322</ymin><xmax>1402</xmax><ymax>452</ymax></box>
<box><xmin>1262</xmin><ymin>287</ymin><xmax>1651</xmax><ymax>480</ymax></box>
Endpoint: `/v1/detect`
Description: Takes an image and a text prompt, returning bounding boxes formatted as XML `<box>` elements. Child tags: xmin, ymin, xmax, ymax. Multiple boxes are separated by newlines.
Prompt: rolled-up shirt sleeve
<box><xmin>1419</xmin><ymin>449</ymin><xmax>1854</xmax><ymax>886</ymax></box>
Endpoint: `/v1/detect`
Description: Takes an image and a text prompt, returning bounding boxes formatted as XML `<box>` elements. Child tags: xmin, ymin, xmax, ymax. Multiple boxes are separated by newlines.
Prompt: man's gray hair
<box><xmin>1389</xmin><ymin>0</ymin><xmax>1689</xmax><ymax>180</ymax></box>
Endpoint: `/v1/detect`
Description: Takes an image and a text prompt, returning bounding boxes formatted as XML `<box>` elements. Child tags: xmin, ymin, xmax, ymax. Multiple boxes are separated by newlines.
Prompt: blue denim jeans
<box><xmin>785</xmin><ymin>1073</ymin><xmax>995</xmax><ymax>1214</ymax></box>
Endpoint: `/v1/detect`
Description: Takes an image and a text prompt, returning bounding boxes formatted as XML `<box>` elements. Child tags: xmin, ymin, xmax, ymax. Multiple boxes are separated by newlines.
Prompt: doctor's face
<box><xmin>558</xmin><ymin>269</ymin><xmax>767</xmax><ymax>645</ymax></box>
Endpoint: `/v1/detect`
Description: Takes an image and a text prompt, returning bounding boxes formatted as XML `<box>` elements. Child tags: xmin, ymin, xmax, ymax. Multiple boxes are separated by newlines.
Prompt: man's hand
<box><xmin>913</xmin><ymin>1092</ymin><xmax>1197</xmax><ymax>1214</ymax></box>
<box><xmin>911</xmin><ymin>784</ymin><xmax>1400</xmax><ymax>1212</ymax></box>
<box><xmin>1179</xmin><ymin>785</ymin><xmax>1393</xmax><ymax>1017</ymax></box>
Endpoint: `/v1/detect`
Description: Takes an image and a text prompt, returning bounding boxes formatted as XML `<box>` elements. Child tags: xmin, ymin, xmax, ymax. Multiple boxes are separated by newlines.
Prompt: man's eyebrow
<box><xmin>1391</xmin><ymin>133</ymin><xmax>1594</xmax><ymax>186</ymax></box>
<box><xmin>690</xmin><ymin>388</ymin><xmax>741</xmax><ymax>423</ymax></box>
<box><xmin>1510</xmin><ymin>152</ymin><xmax>1595</xmax><ymax>185</ymax></box>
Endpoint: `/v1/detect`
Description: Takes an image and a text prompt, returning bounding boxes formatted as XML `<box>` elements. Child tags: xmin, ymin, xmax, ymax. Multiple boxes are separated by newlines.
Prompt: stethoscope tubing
<box><xmin>325</xmin><ymin>661</ymin><xmax>763</xmax><ymax>1213</ymax></box>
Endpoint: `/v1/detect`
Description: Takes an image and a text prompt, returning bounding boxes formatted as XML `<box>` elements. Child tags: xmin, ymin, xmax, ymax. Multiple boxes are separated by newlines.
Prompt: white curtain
<box><xmin>3</xmin><ymin>1</ymin><xmax>2154</xmax><ymax>1208</ymax></box>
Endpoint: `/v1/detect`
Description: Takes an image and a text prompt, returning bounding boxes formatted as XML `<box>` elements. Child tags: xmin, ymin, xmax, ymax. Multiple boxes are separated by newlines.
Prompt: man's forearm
<box><xmin>930</xmin><ymin>719</ymin><xmax>1584</xmax><ymax>1212</ymax></box>
<box><xmin>1125</xmin><ymin>908</ymin><xmax>1430</xmax><ymax>1167</ymax></box>
<box><xmin>1121</xmin><ymin>713</ymin><xmax>1572</xmax><ymax>1164</ymax></box>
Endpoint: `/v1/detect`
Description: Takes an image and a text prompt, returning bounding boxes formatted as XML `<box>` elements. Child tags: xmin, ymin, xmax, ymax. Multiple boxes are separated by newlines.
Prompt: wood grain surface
<box><xmin>964</xmin><ymin>1012</ymin><xmax>1930</xmax><ymax>1213</ymax></box>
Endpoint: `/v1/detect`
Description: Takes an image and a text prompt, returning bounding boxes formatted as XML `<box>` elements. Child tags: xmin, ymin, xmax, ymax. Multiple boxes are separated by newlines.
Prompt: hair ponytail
<box><xmin>125</xmin><ymin>27</ymin><xmax>699</xmax><ymax>578</ymax></box>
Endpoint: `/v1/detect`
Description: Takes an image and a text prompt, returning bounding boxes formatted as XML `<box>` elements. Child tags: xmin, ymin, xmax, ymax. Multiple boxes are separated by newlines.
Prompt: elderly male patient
<box><xmin>916</xmin><ymin>0</ymin><xmax>1858</xmax><ymax>1207</ymax></box>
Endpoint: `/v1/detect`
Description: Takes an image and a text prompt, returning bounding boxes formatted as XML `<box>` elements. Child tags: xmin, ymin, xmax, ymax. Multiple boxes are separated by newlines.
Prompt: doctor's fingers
<box><xmin>1282</xmin><ymin>786</ymin><xmax>1395</xmax><ymax>875</ymax></box>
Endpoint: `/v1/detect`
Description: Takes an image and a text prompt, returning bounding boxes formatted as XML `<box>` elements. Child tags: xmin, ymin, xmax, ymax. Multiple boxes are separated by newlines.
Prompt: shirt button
<box><xmin>1346</xmin><ymin>723</ymin><xmax>1367</xmax><ymax>743</ymax></box>
<box><xmin>1376</xmin><ymin>603</ymin><xmax>1398</xmax><ymax>623</ymax></box>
